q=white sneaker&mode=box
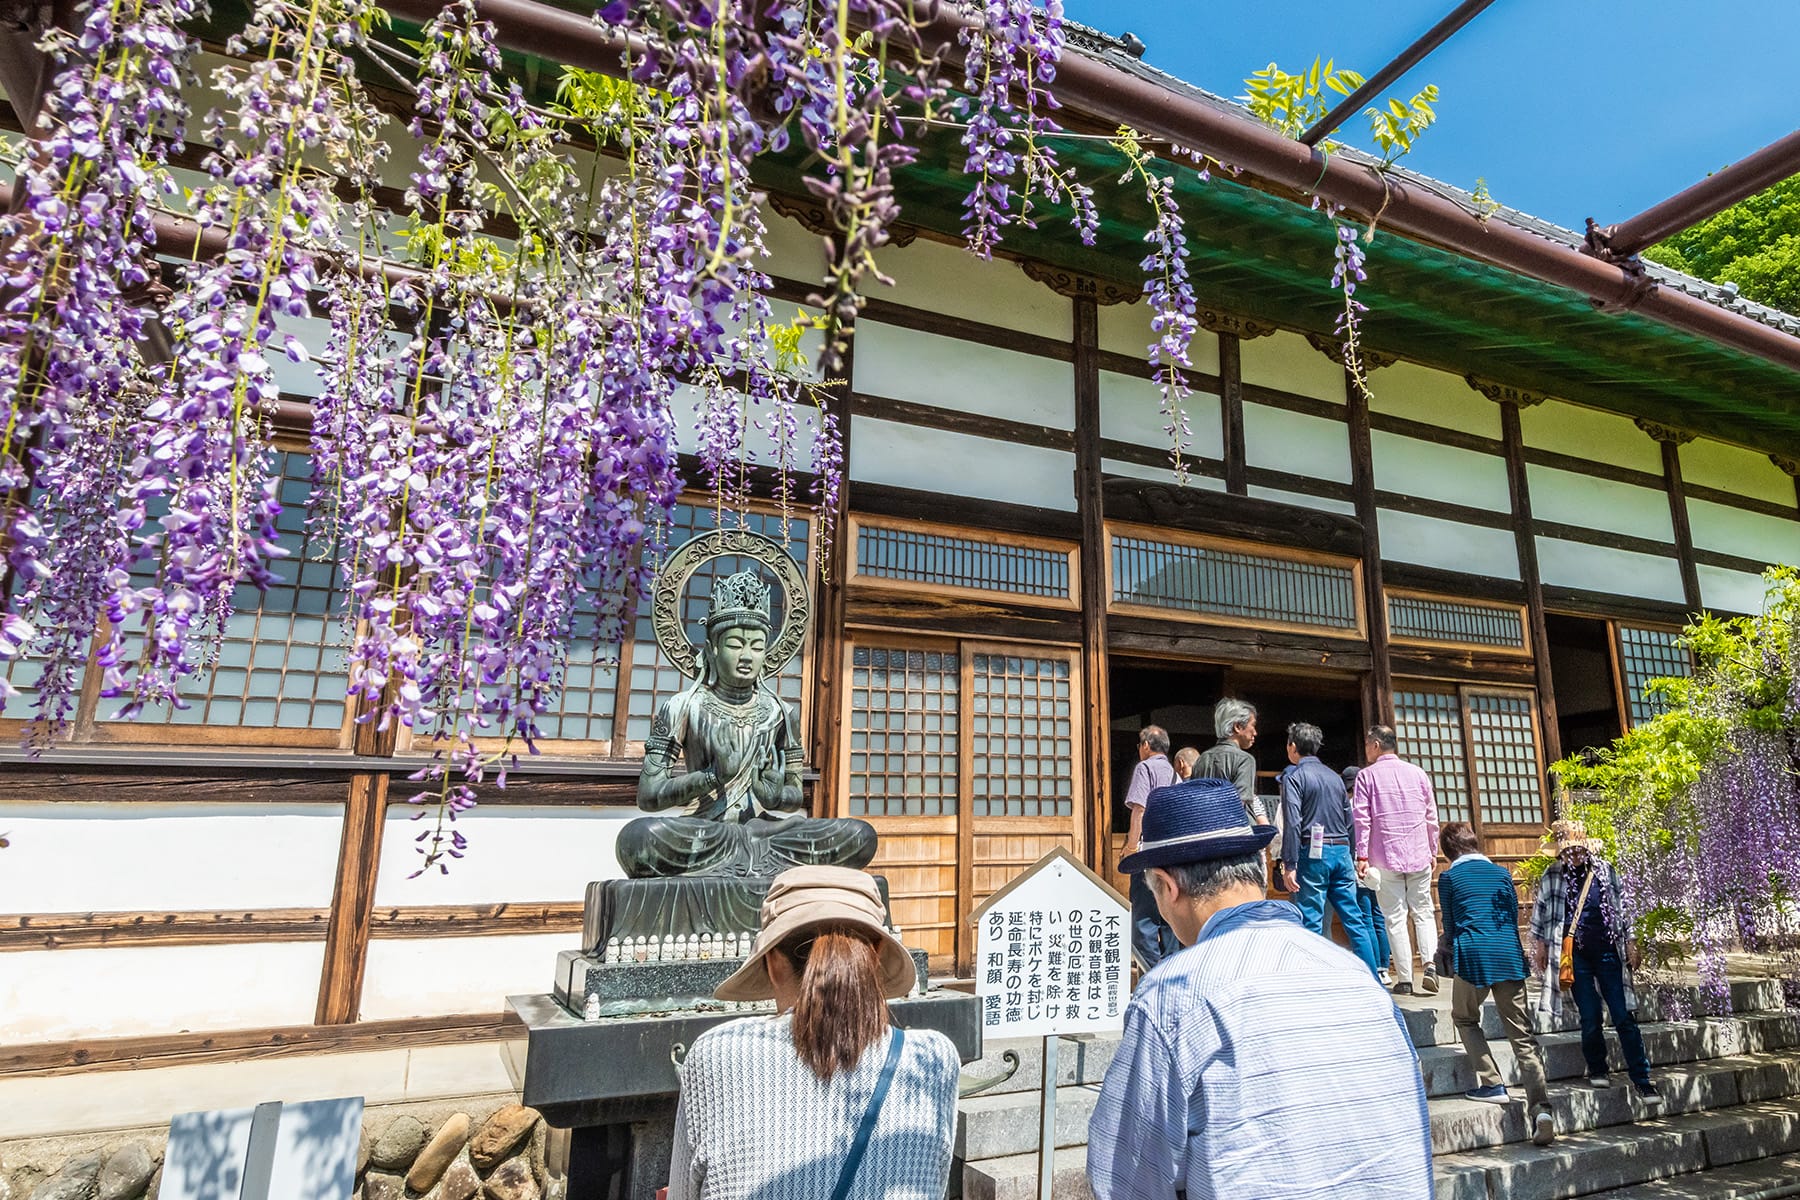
[1532,1110,1555,1146]
[1378,969,1394,988]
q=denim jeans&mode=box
[1295,844,1380,975]
[1571,942,1651,1085]
[1323,884,1391,969]
[1130,872,1178,969]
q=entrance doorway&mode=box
[1105,655,1364,879]
[1546,613,1624,758]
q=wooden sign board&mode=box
[970,847,1130,1039]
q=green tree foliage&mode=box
[1644,174,1800,317]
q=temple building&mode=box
[4,17,1799,1132]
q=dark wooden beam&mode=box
[1497,400,1563,767]
[1344,372,1394,728]
[849,481,1082,541]
[1072,296,1113,876]
[315,689,400,1026]
[1,903,585,951]
[1218,333,1248,496]
[850,391,1074,452]
[1639,422,1704,612]
[810,345,855,810]
[1108,617,1373,674]
[844,591,1082,645]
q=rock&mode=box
[468,1108,538,1173]
[362,1172,404,1200]
[369,1118,428,1173]
[436,1161,479,1200]
[480,1160,537,1200]
[98,1143,155,1200]
[29,1152,104,1200]
[406,1116,471,1193]
[357,1129,372,1179]
[142,1167,160,1200]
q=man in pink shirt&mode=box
[1352,724,1442,996]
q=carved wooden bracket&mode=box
[1464,375,1547,408]
[1195,307,1278,340]
[766,192,917,248]
[1303,332,1396,371]
[1770,454,1800,478]
[1017,260,1138,305]
[1633,418,1695,445]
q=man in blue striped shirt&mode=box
[1088,777,1433,1200]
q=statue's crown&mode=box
[707,570,772,632]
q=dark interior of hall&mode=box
[1546,612,1625,759]
[1107,657,1364,834]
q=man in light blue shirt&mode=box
[1088,777,1433,1200]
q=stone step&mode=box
[959,1034,1119,1099]
[1434,1097,1800,1200]
[954,1084,1103,1163]
[961,1146,1093,1200]
[1584,1148,1800,1197]
[1398,978,1790,1050]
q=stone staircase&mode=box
[954,978,1800,1200]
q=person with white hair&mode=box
[1191,698,1269,825]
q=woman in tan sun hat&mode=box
[665,866,960,1200]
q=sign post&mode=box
[970,848,1130,1200]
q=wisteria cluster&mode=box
[1,0,1222,871]
[1330,220,1374,400]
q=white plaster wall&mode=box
[1096,301,1222,372]
[852,321,1074,429]
[866,236,1072,340]
[1519,400,1663,475]
[1372,362,1500,438]
[1239,331,1345,404]
[372,805,640,907]
[1102,460,1227,490]
[1243,404,1352,483]
[1378,510,1519,579]
[1535,536,1686,603]
[0,803,343,913]
[1247,485,1357,517]
[1687,498,1798,566]
[1527,464,1674,543]
[1681,438,1795,508]
[1098,370,1224,459]
[1371,430,1510,512]
[0,942,326,1041]
[359,932,577,1020]
[849,418,1076,511]
[1698,565,1774,616]
[668,381,827,469]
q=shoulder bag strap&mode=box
[829,1027,906,1200]
[1570,868,1597,926]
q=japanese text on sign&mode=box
[973,849,1129,1038]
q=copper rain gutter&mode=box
[1592,127,1800,260]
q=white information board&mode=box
[972,848,1130,1039]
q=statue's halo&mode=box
[649,527,811,683]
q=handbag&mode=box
[1558,869,1597,991]
[828,1027,907,1200]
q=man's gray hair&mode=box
[1214,698,1256,740]
[1158,850,1267,900]
[1139,724,1171,755]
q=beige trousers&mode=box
[1376,866,1438,985]
[1453,976,1550,1111]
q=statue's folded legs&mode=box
[616,813,877,878]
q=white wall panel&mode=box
[853,321,1074,429]
[867,236,1072,339]
[1,942,325,1040]
[1371,431,1510,513]
[0,803,343,914]
[1527,464,1674,543]
[1101,459,1227,490]
[669,381,827,468]
[1239,331,1345,404]
[1247,485,1357,517]
[359,932,575,1020]
[1687,499,1797,566]
[1535,537,1685,603]
[1682,438,1796,509]
[1698,565,1773,616]
[373,805,640,907]
[1519,400,1662,474]
[849,418,1075,511]
[1096,301,1221,372]
[1098,370,1223,458]
[1379,510,1519,579]
[1372,362,1500,437]
[1243,403,1351,483]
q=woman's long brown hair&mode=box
[780,923,890,1080]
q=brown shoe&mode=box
[1391,981,1414,996]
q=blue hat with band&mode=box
[1117,776,1277,874]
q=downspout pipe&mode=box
[1596,126,1800,259]
[327,2,1800,376]
[1298,0,1496,147]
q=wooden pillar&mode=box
[1344,371,1394,729]
[1492,394,1563,768]
[1218,332,1248,496]
[809,344,856,812]
[316,704,399,1025]
[1639,420,1702,613]
[1072,296,1113,875]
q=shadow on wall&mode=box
[163,1097,361,1200]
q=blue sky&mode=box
[1060,0,1800,233]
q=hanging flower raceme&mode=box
[1330,220,1375,400]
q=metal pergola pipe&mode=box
[1297,0,1496,147]
[249,0,1800,378]
[1597,126,1800,259]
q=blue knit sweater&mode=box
[1438,854,1530,987]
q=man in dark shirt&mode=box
[1278,722,1380,975]
[1193,698,1269,824]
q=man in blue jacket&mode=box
[1278,722,1379,974]
[1438,821,1555,1145]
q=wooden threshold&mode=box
[2,903,585,951]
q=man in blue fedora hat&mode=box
[1087,776,1433,1199]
